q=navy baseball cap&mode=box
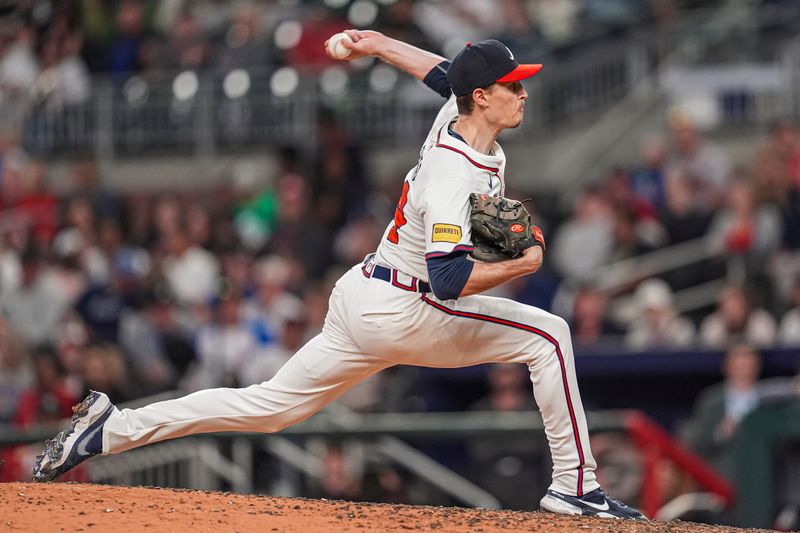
[447,39,543,97]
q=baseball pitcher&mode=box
[33,31,644,520]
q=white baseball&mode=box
[327,32,353,59]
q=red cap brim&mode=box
[496,64,543,83]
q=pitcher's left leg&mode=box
[410,293,598,497]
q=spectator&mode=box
[160,227,220,306]
[569,285,624,348]
[80,0,115,72]
[659,168,713,245]
[80,342,133,404]
[630,133,668,212]
[52,196,109,284]
[233,156,279,252]
[699,285,777,348]
[0,317,33,423]
[98,217,151,287]
[107,0,147,81]
[333,214,383,266]
[779,275,800,346]
[68,159,123,221]
[667,112,732,210]
[267,174,332,279]
[219,248,255,298]
[240,306,307,386]
[412,0,509,52]
[707,176,782,294]
[604,166,657,221]
[73,264,134,344]
[0,24,39,103]
[152,194,184,244]
[527,0,582,45]
[0,236,21,298]
[52,312,90,399]
[213,1,269,71]
[2,347,77,482]
[244,254,305,342]
[164,11,208,70]
[684,344,763,480]
[625,278,695,350]
[752,119,800,207]
[707,177,782,259]
[0,247,70,347]
[0,129,31,208]
[380,0,439,53]
[313,107,370,227]
[185,202,215,250]
[12,161,58,245]
[55,32,92,106]
[14,348,77,428]
[551,186,615,281]
[119,288,195,394]
[30,35,70,114]
[608,208,658,263]
[190,289,258,389]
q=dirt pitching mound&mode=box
[0,482,777,533]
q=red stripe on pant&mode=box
[420,294,587,496]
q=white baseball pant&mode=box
[102,263,599,496]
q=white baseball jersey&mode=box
[99,91,599,500]
[375,96,505,281]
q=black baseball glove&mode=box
[468,193,546,263]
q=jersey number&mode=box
[387,180,410,244]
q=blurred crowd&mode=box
[1,103,799,468]
[0,0,676,89]
[2,0,800,517]
[548,114,800,353]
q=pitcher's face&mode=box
[486,81,528,129]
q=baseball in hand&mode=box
[327,32,353,59]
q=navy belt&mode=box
[362,256,430,293]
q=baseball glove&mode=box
[468,193,545,263]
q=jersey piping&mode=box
[434,126,500,173]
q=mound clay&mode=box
[0,482,777,532]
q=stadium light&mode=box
[270,67,299,97]
[348,0,378,26]
[223,69,251,99]
[124,76,149,104]
[173,71,199,101]
[320,66,349,96]
[369,64,398,93]
[274,20,303,50]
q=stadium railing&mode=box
[10,39,648,160]
[1,402,739,521]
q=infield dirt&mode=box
[0,482,780,533]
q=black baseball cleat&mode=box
[32,391,114,482]
[540,487,646,519]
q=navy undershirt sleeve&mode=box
[426,250,474,300]
[422,60,452,98]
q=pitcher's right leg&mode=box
[102,332,390,454]
[33,330,389,481]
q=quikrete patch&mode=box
[432,224,462,243]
